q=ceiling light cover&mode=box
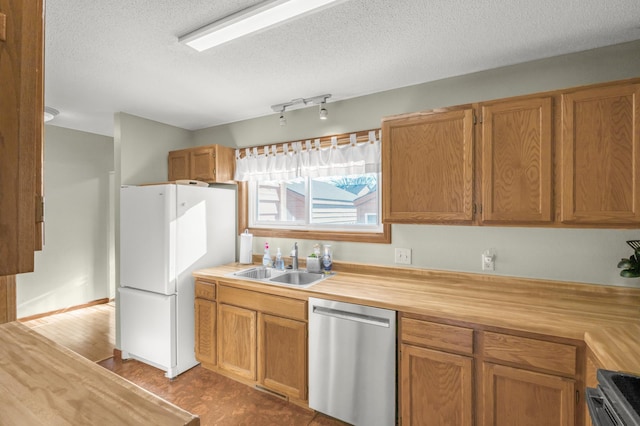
[180,0,344,51]
[44,106,59,122]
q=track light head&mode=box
[319,101,328,120]
[270,94,331,124]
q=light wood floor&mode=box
[21,302,116,362]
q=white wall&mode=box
[194,40,640,288]
[16,126,114,318]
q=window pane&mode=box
[310,174,379,226]
[256,178,306,223]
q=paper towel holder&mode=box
[239,229,253,264]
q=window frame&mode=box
[236,129,391,244]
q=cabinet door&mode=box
[481,97,553,223]
[168,150,190,181]
[190,147,216,182]
[218,303,256,380]
[258,314,307,400]
[382,108,474,223]
[213,145,236,183]
[561,83,640,224]
[0,0,44,275]
[401,344,473,426]
[194,298,216,366]
[482,363,575,426]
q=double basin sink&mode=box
[227,266,334,288]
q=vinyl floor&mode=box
[22,302,349,426]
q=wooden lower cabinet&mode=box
[401,343,473,426]
[400,314,581,426]
[194,298,216,366]
[481,363,575,426]
[259,314,307,400]
[194,279,217,366]
[218,303,257,380]
[211,284,308,402]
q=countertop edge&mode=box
[195,262,640,375]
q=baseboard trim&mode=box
[17,297,110,322]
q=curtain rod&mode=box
[235,128,381,158]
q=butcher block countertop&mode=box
[194,261,640,375]
[0,322,199,426]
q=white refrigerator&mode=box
[119,183,235,378]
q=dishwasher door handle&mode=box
[312,305,391,328]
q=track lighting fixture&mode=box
[270,94,331,124]
[319,100,328,120]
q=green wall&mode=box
[16,126,114,318]
[194,40,640,287]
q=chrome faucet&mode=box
[291,242,298,271]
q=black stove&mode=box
[587,369,640,426]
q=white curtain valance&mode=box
[234,130,381,182]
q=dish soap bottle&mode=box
[322,244,332,274]
[275,248,284,270]
[262,242,272,267]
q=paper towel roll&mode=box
[239,230,253,264]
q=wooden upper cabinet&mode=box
[168,144,235,183]
[382,108,474,223]
[167,150,190,181]
[480,97,553,224]
[560,83,640,225]
[0,0,44,275]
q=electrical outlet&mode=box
[482,249,496,271]
[395,248,412,265]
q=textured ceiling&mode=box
[44,0,640,136]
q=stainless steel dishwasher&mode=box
[308,297,396,426]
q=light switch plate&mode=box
[395,248,412,265]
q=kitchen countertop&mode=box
[0,321,199,425]
[194,261,640,375]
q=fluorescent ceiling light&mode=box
[179,0,343,52]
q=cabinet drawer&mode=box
[195,280,216,301]
[480,331,576,376]
[401,317,473,355]
[218,285,307,321]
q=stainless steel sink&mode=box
[269,271,325,286]
[232,267,279,280]
[228,267,333,288]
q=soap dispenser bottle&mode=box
[275,248,284,270]
[322,244,332,273]
[262,242,272,267]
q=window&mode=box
[250,173,381,232]
[236,131,390,243]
